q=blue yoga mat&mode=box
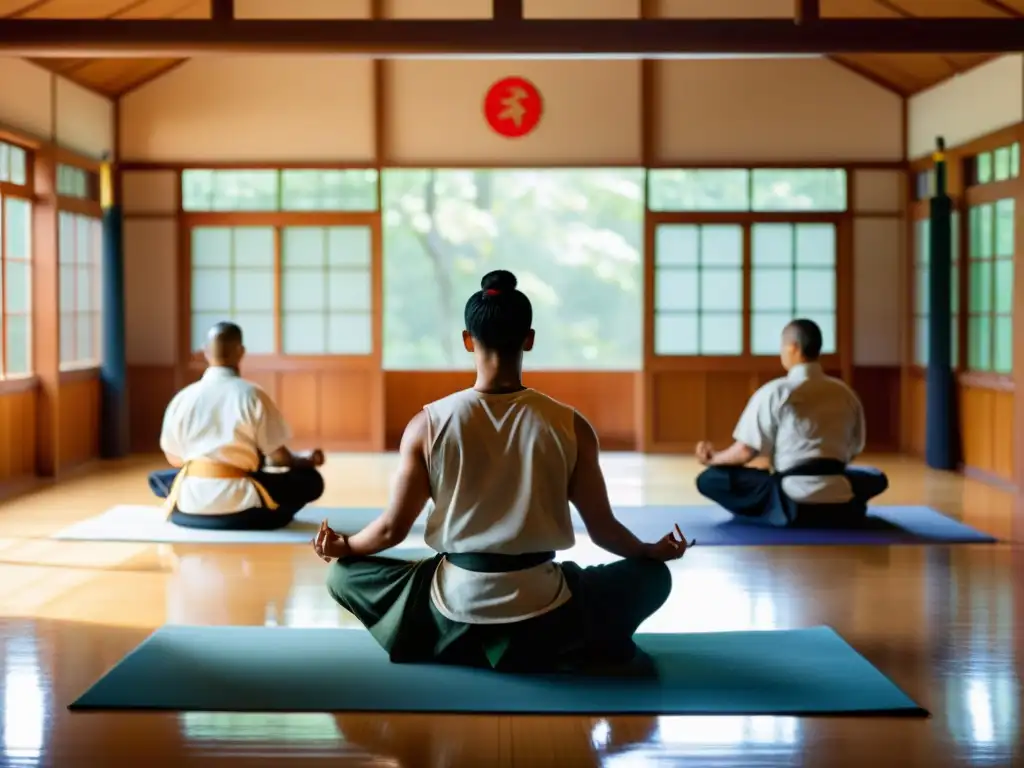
[319,505,994,547]
[69,626,926,716]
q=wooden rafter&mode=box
[3,18,1024,56]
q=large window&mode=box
[750,223,836,355]
[653,224,743,355]
[183,169,379,212]
[970,141,1020,186]
[649,168,844,358]
[381,169,644,370]
[189,225,373,356]
[967,201,1014,374]
[913,215,959,368]
[58,212,102,367]
[2,195,32,376]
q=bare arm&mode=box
[343,411,431,557]
[569,412,652,560]
[706,441,758,467]
[265,446,322,470]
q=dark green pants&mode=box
[326,554,672,672]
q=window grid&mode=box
[647,168,847,213]
[0,141,28,186]
[653,224,744,356]
[972,142,1021,186]
[182,169,380,213]
[750,223,837,356]
[190,225,374,357]
[1,194,33,377]
[966,201,1014,374]
[280,226,373,356]
[58,212,102,368]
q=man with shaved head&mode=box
[693,318,888,527]
[148,321,326,530]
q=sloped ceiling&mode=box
[3,0,1022,97]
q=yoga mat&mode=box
[54,504,996,546]
[69,625,926,716]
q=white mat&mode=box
[52,505,433,549]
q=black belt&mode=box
[777,458,847,478]
[445,551,555,573]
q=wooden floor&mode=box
[0,453,1021,767]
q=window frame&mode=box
[646,210,847,371]
[0,140,35,380]
[57,210,103,371]
[963,179,1019,383]
[181,210,381,369]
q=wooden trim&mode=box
[648,211,844,224]
[53,149,102,174]
[964,178,1023,205]
[57,197,103,217]
[58,366,100,384]
[180,211,379,227]
[647,159,907,170]
[122,160,380,172]
[0,375,37,395]
[958,370,1014,392]
[30,147,60,477]
[647,354,841,373]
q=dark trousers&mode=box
[148,467,325,531]
[326,554,672,672]
[695,465,889,528]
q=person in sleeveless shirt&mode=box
[312,270,691,672]
[694,319,889,528]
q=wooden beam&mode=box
[795,0,819,24]
[3,18,1024,56]
[211,0,234,21]
[493,0,523,21]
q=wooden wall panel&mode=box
[0,387,38,484]
[384,372,637,450]
[127,365,177,453]
[57,372,101,469]
[905,371,928,457]
[852,366,901,451]
[649,371,754,451]
[960,383,1015,483]
[903,369,1013,483]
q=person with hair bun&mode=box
[313,270,691,672]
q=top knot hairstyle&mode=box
[464,270,533,355]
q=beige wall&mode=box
[121,56,901,164]
[908,54,1024,160]
[0,57,115,159]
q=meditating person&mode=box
[694,318,888,528]
[312,270,690,672]
[149,321,326,531]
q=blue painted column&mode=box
[925,137,957,470]
[99,163,130,458]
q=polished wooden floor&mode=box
[0,453,1020,767]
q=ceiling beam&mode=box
[2,18,1024,56]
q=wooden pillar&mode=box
[31,147,60,476]
[794,0,819,24]
[211,0,234,21]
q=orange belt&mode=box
[163,459,278,514]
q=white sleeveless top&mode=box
[422,388,577,625]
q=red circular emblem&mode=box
[483,77,543,139]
